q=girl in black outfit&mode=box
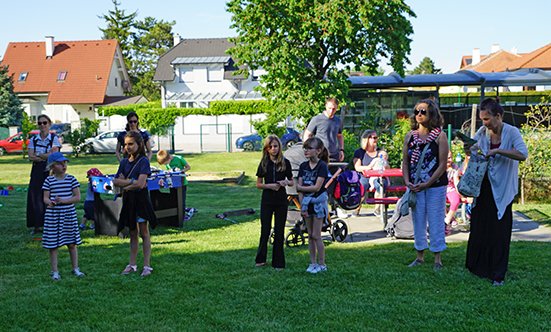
[255,135,294,270]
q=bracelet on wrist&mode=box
[130,178,134,185]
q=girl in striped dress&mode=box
[42,152,84,280]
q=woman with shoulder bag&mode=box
[464,99,527,286]
[402,99,449,270]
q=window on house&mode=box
[207,65,223,82]
[179,67,194,83]
[180,102,194,108]
[115,78,118,87]
[57,71,67,81]
[18,72,28,82]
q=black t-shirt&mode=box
[298,160,329,196]
[256,158,293,203]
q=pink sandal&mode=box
[141,266,153,276]
[121,265,138,275]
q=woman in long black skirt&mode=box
[27,115,61,235]
[464,99,527,285]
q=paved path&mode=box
[322,209,551,244]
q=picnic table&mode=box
[362,168,405,228]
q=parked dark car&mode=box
[235,127,302,151]
[50,123,71,144]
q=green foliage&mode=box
[407,57,442,75]
[520,95,551,179]
[342,129,357,166]
[66,119,103,157]
[20,113,36,157]
[379,118,410,169]
[98,1,175,100]
[98,0,137,68]
[227,0,415,130]
[0,65,24,128]
[98,100,276,135]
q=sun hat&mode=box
[87,168,103,177]
[47,152,69,167]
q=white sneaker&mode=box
[306,263,318,273]
[336,208,348,219]
[311,264,327,274]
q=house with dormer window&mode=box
[1,36,145,127]
[153,36,264,109]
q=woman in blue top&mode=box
[116,112,152,162]
[114,131,158,277]
[402,99,448,270]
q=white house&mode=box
[153,35,265,109]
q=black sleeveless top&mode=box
[407,136,448,188]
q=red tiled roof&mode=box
[1,39,120,104]
[496,43,551,71]
[461,49,522,73]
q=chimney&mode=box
[491,44,499,53]
[45,36,54,59]
[511,46,518,55]
[173,33,181,46]
[472,48,480,65]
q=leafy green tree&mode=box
[227,0,415,128]
[407,56,441,75]
[98,0,137,70]
[98,2,175,100]
[0,65,24,128]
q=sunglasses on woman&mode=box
[128,120,138,124]
[414,108,428,116]
[37,121,48,125]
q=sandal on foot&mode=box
[51,271,61,280]
[73,267,85,276]
[255,262,265,266]
[433,262,443,271]
[140,266,153,276]
[408,258,424,267]
[121,265,138,275]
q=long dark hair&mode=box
[304,137,329,164]
[125,131,146,159]
[410,99,444,131]
[125,112,139,131]
[260,135,286,173]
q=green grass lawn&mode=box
[1,152,551,331]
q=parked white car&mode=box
[81,130,155,154]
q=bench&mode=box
[363,197,401,228]
[365,185,406,193]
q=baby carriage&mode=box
[272,142,350,248]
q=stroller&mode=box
[272,142,349,248]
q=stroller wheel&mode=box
[269,229,275,245]
[331,219,349,242]
[285,230,305,248]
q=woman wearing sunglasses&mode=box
[402,99,449,270]
[116,112,153,162]
[27,114,61,235]
[352,129,389,217]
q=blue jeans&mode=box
[412,186,447,253]
[359,175,386,196]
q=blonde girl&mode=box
[255,135,294,270]
[297,137,330,274]
[42,152,84,280]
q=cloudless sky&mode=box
[1,0,550,74]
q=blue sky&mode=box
[1,0,549,74]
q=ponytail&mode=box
[319,147,330,164]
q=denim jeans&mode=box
[412,185,447,253]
